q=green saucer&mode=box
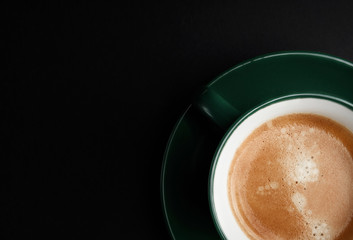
[161,52,353,240]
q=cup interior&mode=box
[209,94,353,240]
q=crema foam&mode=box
[228,114,353,240]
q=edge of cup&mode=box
[208,93,353,240]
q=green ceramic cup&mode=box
[200,92,353,239]
[193,55,353,239]
[161,51,353,240]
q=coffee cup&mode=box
[196,91,353,240]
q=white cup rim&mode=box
[208,93,353,240]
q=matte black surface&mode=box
[4,1,353,239]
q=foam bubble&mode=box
[256,181,279,196]
[291,193,333,239]
[294,158,319,183]
[269,182,279,189]
[291,192,307,213]
[279,126,322,186]
[310,220,331,240]
[287,206,294,213]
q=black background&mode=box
[4,1,353,239]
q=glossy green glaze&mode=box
[161,52,353,240]
[195,89,241,130]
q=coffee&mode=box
[228,114,353,240]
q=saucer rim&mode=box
[161,51,353,239]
